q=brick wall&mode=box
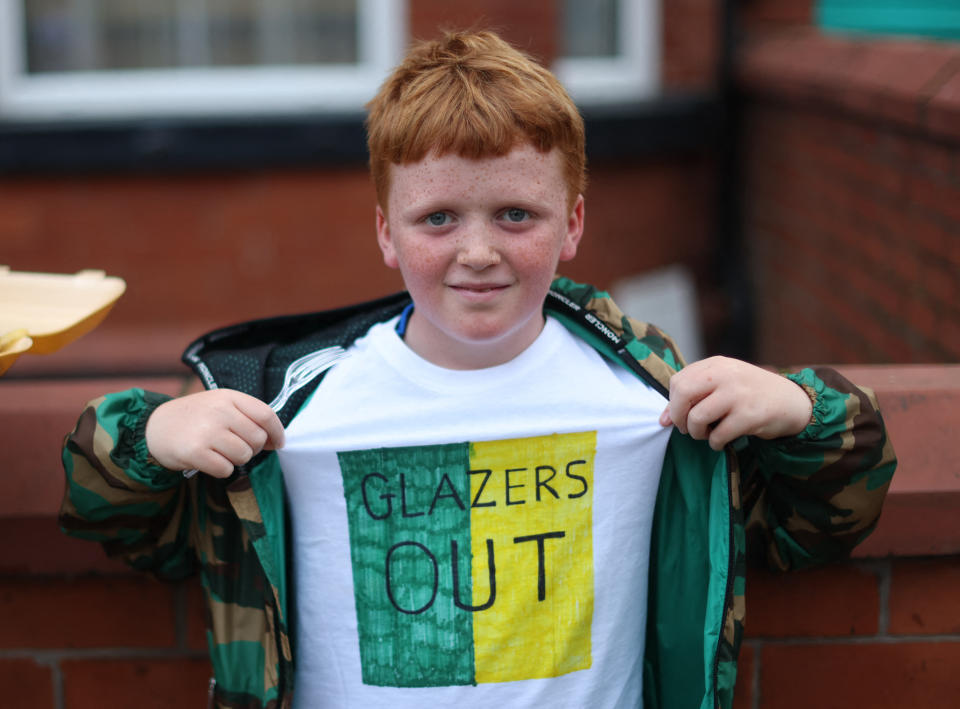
[9,558,957,709]
[1,576,210,709]
[737,14,960,365]
[736,558,960,709]
[4,365,958,709]
[729,2,960,706]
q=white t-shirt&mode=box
[277,315,671,708]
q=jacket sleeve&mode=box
[738,367,897,571]
[59,388,196,580]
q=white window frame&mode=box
[0,0,407,121]
[554,0,661,105]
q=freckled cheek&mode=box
[396,245,452,285]
[509,239,564,276]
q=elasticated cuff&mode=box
[784,368,829,442]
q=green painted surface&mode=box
[339,443,475,687]
[819,1,960,39]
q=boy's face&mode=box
[377,144,584,369]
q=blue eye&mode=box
[504,208,529,223]
[426,212,449,226]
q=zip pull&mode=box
[207,676,216,708]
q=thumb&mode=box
[659,406,673,428]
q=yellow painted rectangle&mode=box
[469,432,596,683]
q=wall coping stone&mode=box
[737,28,960,144]
[1,365,956,572]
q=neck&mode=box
[402,312,546,370]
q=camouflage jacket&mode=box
[60,277,896,709]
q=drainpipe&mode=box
[712,0,755,360]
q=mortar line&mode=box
[877,558,891,635]
[52,658,64,709]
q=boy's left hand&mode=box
[659,356,813,450]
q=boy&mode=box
[61,31,895,709]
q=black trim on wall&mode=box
[0,92,717,175]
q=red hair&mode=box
[365,30,586,209]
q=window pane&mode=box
[207,0,259,66]
[291,0,357,64]
[99,0,179,70]
[561,0,619,58]
[23,0,358,73]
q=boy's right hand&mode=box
[145,390,285,478]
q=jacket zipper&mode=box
[712,449,738,709]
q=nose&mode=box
[456,226,501,270]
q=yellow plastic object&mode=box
[0,329,33,376]
[0,267,126,373]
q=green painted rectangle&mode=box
[339,443,475,687]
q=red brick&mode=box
[889,557,960,635]
[922,261,960,307]
[858,491,960,558]
[907,214,950,260]
[0,377,188,518]
[906,172,960,225]
[756,260,866,364]
[902,138,957,179]
[185,577,210,652]
[949,230,960,268]
[62,658,211,709]
[831,41,958,127]
[941,316,960,357]
[744,564,879,638]
[663,0,720,89]
[927,67,960,141]
[839,364,960,557]
[0,658,54,709]
[767,245,910,361]
[794,129,906,197]
[843,261,905,323]
[848,365,960,492]
[9,323,194,377]
[0,577,176,648]
[732,643,755,709]
[410,0,559,63]
[740,34,865,107]
[0,517,129,575]
[740,0,813,27]
[904,298,939,345]
[761,642,960,709]
[0,169,399,343]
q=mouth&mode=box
[454,285,505,291]
[448,283,510,298]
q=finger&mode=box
[666,381,694,435]
[659,406,673,428]
[232,395,286,450]
[686,394,733,442]
[707,412,747,451]
[225,413,270,454]
[667,366,715,435]
[191,449,238,479]
[211,432,256,468]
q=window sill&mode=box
[0,92,719,175]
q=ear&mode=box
[376,205,399,269]
[558,194,584,262]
